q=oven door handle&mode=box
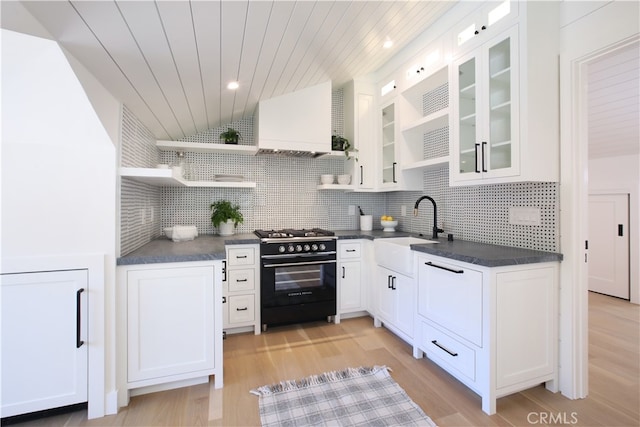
[263,260,337,268]
[262,251,336,260]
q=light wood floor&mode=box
[7,292,639,427]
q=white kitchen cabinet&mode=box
[414,253,558,415]
[399,65,450,182]
[451,26,519,183]
[374,265,414,342]
[380,100,399,189]
[1,270,88,418]
[343,80,376,191]
[452,0,519,54]
[223,245,260,334]
[450,2,559,186]
[124,262,222,391]
[336,241,366,321]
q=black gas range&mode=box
[254,228,337,331]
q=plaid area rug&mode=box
[250,365,437,426]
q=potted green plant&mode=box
[343,138,357,161]
[220,127,240,144]
[210,200,243,236]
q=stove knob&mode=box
[303,244,311,252]
[319,243,326,251]
[288,245,295,253]
[278,245,286,253]
[296,245,303,252]
[311,244,318,251]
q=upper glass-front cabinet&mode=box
[381,102,397,185]
[454,0,518,54]
[452,26,519,183]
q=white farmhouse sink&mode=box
[374,237,437,277]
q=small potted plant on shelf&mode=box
[220,127,240,144]
[331,132,357,160]
[210,200,244,236]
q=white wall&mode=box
[589,154,640,303]
[1,28,118,417]
[559,0,640,401]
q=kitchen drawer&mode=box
[227,247,255,266]
[228,295,255,324]
[339,242,361,259]
[421,321,476,382]
[418,258,483,346]
[228,269,255,292]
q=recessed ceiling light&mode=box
[383,38,393,49]
[227,81,239,90]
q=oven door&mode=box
[261,253,336,308]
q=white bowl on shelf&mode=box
[320,174,335,185]
[337,174,351,185]
[381,220,398,232]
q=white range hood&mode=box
[254,80,331,157]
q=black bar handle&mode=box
[474,143,480,173]
[222,260,227,282]
[425,261,464,274]
[76,288,85,348]
[342,266,346,279]
[432,340,458,357]
[346,249,356,252]
[236,278,248,283]
[360,166,364,185]
[618,224,624,236]
[391,276,396,290]
[387,275,392,288]
[481,141,487,172]
[222,296,227,303]
[236,307,248,311]
[392,162,397,183]
[236,255,248,259]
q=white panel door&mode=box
[127,265,215,383]
[588,194,630,299]
[1,270,88,417]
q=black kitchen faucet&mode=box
[414,195,444,239]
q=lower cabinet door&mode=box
[1,270,88,417]
[127,266,215,383]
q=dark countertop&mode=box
[117,230,562,267]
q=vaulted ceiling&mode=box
[5,1,456,141]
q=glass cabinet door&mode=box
[457,55,480,177]
[381,102,396,184]
[486,34,514,174]
[452,27,517,183]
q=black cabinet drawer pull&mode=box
[236,307,248,311]
[474,143,480,173]
[342,266,346,279]
[346,249,356,252]
[76,288,85,348]
[236,255,248,259]
[425,261,464,274]
[235,278,248,283]
[391,276,396,290]
[481,141,487,172]
[222,260,227,281]
[431,340,458,357]
[387,275,392,288]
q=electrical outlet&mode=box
[401,205,406,217]
[509,207,541,226]
[348,205,356,216]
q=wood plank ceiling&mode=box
[12,1,455,141]
[587,40,640,159]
